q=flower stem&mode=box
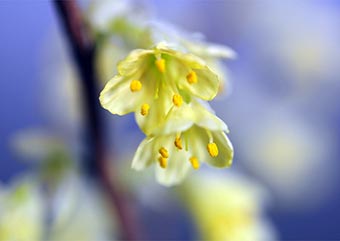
[53,1,139,239]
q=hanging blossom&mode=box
[100,42,234,185]
[132,101,233,186]
[100,42,220,132]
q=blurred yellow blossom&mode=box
[0,179,44,241]
[49,176,117,241]
[182,173,277,241]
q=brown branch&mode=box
[53,1,139,240]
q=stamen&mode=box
[159,147,169,158]
[130,80,142,92]
[155,58,165,73]
[140,104,150,116]
[158,156,167,168]
[189,156,200,169]
[172,94,183,107]
[186,71,197,84]
[174,137,183,150]
[207,142,219,157]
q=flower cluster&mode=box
[100,41,233,186]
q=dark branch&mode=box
[53,1,139,240]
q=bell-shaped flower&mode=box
[132,101,233,186]
[99,43,220,124]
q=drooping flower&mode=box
[132,101,233,186]
[99,42,221,134]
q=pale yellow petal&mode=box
[131,136,157,170]
[117,49,153,76]
[192,101,229,132]
[155,139,192,186]
[207,131,233,167]
[188,127,233,168]
[135,87,174,135]
[179,67,220,100]
[99,75,145,115]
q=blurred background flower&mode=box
[1,0,340,240]
[180,172,277,241]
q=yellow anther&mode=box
[186,71,197,84]
[159,147,169,158]
[207,142,219,157]
[189,156,200,170]
[155,58,166,73]
[130,80,142,92]
[158,156,167,168]
[140,104,150,116]
[174,137,183,150]
[172,94,183,107]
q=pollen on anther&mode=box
[189,156,200,170]
[186,71,197,84]
[155,58,165,73]
[207,142,219,157]
[172,94,183,107]
[140,104,150,116]
[159,147,169,158]
[174,137,183,150]
[158,156,167,168]
[130,80,142,92]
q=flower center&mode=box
[186,70,197,84]
[130,80,142,92]
[207,142,219,157]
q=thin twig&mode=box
[53,1,139,240]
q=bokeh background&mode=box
[1,0,340,240]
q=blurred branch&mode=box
[53,1,139,240]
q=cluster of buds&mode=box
[100,42,233,186]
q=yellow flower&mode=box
[182,173,277,241]
[132,102,233,186]
[99,43,220,125]
[0,180,44,241]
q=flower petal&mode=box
[99,75,145,115]
[192,101,229,132]
[146,103,195,135]
[135,86,174,135]
[117,49,153,76]
[145,100,228,136]
[155,139,192,186]
[156,43,220,100]
[179,66,220,100]
[187,42,237,59]
[131,136,157,170]
[188,127,233,168]
[207,131,233,167]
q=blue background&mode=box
[1,1,340,240]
